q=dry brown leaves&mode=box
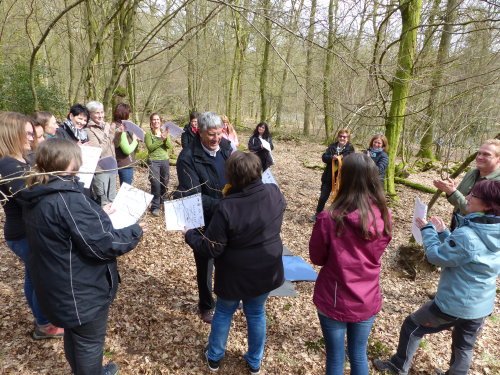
[0,134,498,374]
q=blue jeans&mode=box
[6,238,49,326]
[207,293,269,369]
[118,167,134,186]
[318,313,375,375]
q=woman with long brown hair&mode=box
[0,112,63,339]
[309,153,392,375]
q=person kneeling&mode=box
[374,180,500,375]
[21,138,144,375]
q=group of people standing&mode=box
[1,104,499,375]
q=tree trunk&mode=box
[303,0,317,136]
[323,0,336,142]
[259,0,271,122]
[418,0,458,160]
[385,0,422,197]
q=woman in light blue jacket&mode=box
[374,179,500,375]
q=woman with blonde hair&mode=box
[220,115,239,149]
[0,112,63,339]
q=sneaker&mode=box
[204,347,220,371]
[201,310,214,324]
[32,323,64,340]
[373,359,399,374]
[102,363,119,375]
[309,215,317,223]
[246,362,260,375]
[151,208,160,217]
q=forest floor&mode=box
[1,132,498,375]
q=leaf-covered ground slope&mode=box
[1,136,498,374]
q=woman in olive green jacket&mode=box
[145,113,174,216]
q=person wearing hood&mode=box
[86,101,117,206]
[181,111,200,149]
[374,179,500,375]
[56,104,90,143]
[309,153,392,375]
[21,138,144,375]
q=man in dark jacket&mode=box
[180,111,200,149]
[175,111,232,323]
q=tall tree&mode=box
[385,0,422,196]
[323,0,337,142]
[259,0,271,122]
[418,0,459,159]
[303,0,317,136]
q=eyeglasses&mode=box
[26,131,34,137]
[469,192,483,200]
[338,135,347,139]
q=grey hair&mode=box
[198,112,222,132]
[86,101,104,113]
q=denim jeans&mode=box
[64,306,109,375]
[389,301,485,375]
[148,159,169,210]
[318,313,375,375]
[207,293,269,370]
[118,167,134,186]
[6,238,49,326]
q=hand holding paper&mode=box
[412,196,428,245]
[164,193,205,231]
[109,183,153,229]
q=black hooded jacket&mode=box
[19,176,142,328]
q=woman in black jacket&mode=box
[248,122,274,171]
[56,103,90,143]
[185,151,286,374]
[21,138,144,375]
[311,129,355,222]
[365,134,389,183]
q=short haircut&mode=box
[369,134,389,152]
[482,139,500,157]
[27,138,82,187]
[337,129,350,139]
[0,111,31,158]
[68,104,90,122]
[190,111,200,121]
[470,180,500,216]
[86,101,104,113]
[198,112,222,132]
[113,103,131,122]
[225,151,262,190]
[31,111,54,129]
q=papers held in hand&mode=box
[161,122,184,138]
[412,196,428,245]
[122,120,145,141]
[164,193,205,231]
[78,145,102,188]
[109,183,153,229]
[262,168,278,186]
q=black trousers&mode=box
[64,306,109,375]
[315,182,332,215]
[194,251,214,313]
[148,159,169,210]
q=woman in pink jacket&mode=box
[309,153,392,375]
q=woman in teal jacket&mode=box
[375,179,500,375]
[145,113,173,216]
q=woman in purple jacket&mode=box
[309,153,392,375]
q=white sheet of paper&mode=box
[109,183,153,229]
[164,193,205,231]
[412,196,428,245]
[262,168,278,186]
[162,122,184,138]
[260,138,272,152]
[78,145,102,188]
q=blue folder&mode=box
[282,256,317,281]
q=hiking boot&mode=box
[373,359,399,374]
[102,363,119,375]
[204,346,220,371]
[151,208,160,217]
[32,323,64,340]
[201,310,214,324]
